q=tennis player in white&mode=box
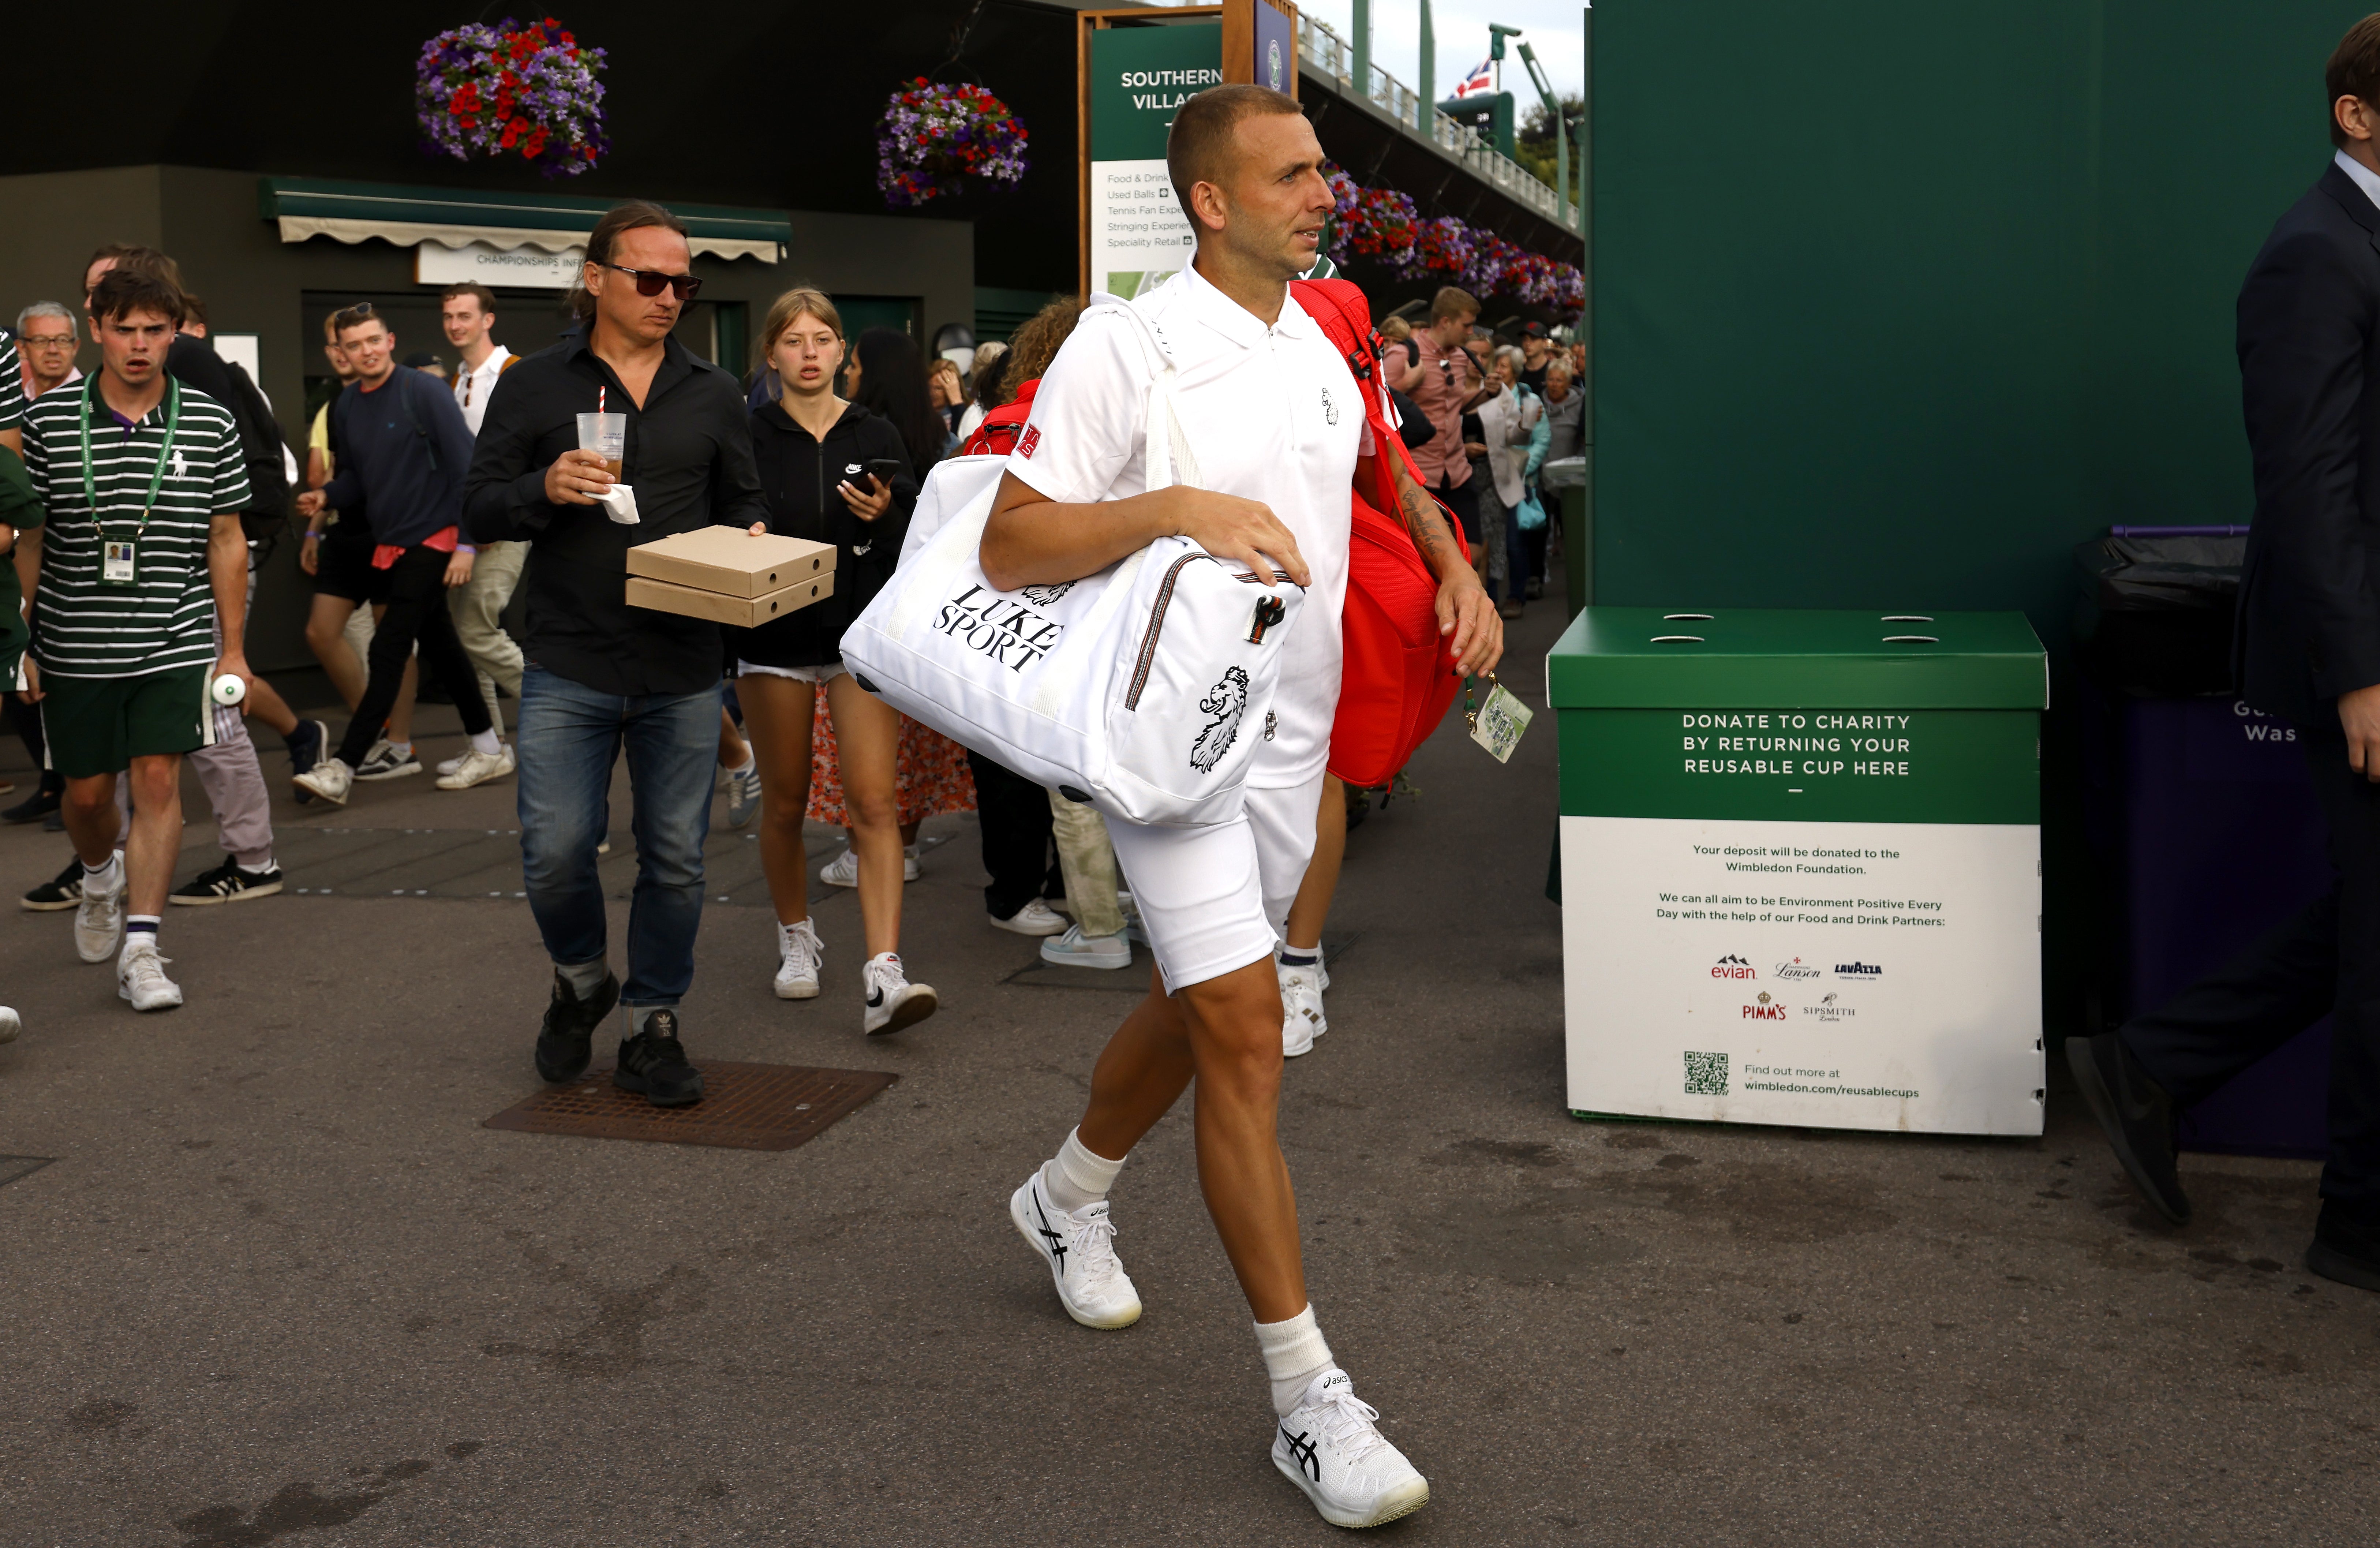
[980,84,1501,1529]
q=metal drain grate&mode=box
[483,1062,896,1151]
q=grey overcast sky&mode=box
[1308,1,1588,106]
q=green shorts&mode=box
[40,665,212,778]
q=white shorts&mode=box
[737,659,846,684]
[1105,771,1325,994]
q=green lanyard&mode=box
[77,374,180,543]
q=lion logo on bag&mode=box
[1020,582,1074,609]
[1190,667,1250,773]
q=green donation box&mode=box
[1550,607,2049,1137]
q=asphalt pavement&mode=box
[0,594,2374,1546]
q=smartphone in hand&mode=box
[864,458,902,489]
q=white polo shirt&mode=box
[452,345,514,436]
[1006,263,1369,789]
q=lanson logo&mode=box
[1744,991,1786,1021]
[1712,954,1755,980]
[1773,957,1822,981]
[1833,961,1883,979]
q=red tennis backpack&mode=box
[1291,277,1470,789]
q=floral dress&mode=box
[804,695,978,827]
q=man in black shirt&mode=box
[464,201,767,1107]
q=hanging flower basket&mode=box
[416,16,607,178]
[877,78,1029,208]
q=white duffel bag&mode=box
[841,300,1305,828]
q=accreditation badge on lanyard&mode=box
[80,375,180,587]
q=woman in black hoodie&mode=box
[734,288,936,1035]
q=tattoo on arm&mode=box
[1388,454,1459,570]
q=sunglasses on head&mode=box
[603,263,702,301]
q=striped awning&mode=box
[257,177,787,263]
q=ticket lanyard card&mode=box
[1468,681,1534,764]
[101,539,137,585]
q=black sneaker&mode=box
[2066,1031,2192,1225]
[1,786,61,826]
[170,857,286,906]
[614,1010,704,1107]
[22,855,86,912]
[287,718,328,806]
[2308,1204,2380,1294]
[535,968,619,1083]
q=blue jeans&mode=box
[516,666,722,1009]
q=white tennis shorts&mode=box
[1105,770,1325,994]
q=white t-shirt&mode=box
[1005,264,1367,789]
[452,346,514,436]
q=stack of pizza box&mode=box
[625,526,835,626]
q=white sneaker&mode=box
[74,868,124,963]
[352,741,420,781]
[435,753,464,776]
[774,917,823,1000]
[1007,1170,1143,1329]
[294,756,354,806]
[1040,923,1133,970]
[117,938,184,1012]
[435,745,516,790]
[862,952,937,1035]
[819,845,920,887]
[0,1005,19,1043]
[991,898,1069,937]
[1272,1370,1430,1529]
[1279,960,1327,1058]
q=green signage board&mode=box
[1086,24,1221,299]
[1089,25,1223,159]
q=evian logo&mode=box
[1833,961,1882,979]
[1743,991,1785,1021]
[1773,957,1822,981]
[1711,954,1755,980]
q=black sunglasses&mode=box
[602,263,701,301]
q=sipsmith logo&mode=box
[1711,954,1755,980]
[933,585,1066,673]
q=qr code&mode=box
[1684,1050,1730,1096]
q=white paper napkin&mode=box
[597,484,640,525]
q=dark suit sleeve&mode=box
[2240,225,2380,698]
[464,367,554,543]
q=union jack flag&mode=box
[1452,57,1496,98]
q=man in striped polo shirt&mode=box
[20,266,253,1011]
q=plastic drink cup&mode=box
[577,412,627,480]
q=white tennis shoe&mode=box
[1007,1170,1142,1330]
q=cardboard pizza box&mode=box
[625,571,835,628]
[626,526,835,598]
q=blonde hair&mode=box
[758,287,843,371]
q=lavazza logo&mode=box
[1833,961,1883,980]
[1711,954,1755,980]
[1743,991,1786,1021]
[933,585,1066,673]
[1773,957,1822,981]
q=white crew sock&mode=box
[1254,1304,1335,1417]
[81,853,124,897]
[388,740,413,758]
[724,751,755,776]
[555,958,609,999]
[237,855,275,876]
[1041,1126,1125,1213]
[470,728,502,756]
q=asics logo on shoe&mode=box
[1280,1425,1322,1482]
[1032,1196,1072,1270]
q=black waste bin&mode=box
[2074,526,2329,1157]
